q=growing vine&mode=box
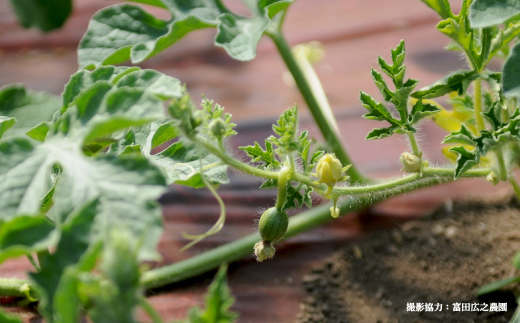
[2,0,520,322]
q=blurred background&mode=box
[0,1,512,322]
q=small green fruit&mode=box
[258,207,289,243]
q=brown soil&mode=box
[297,198,520,323]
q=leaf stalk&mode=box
[266,30,370,184]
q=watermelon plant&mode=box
[2,0,520,322]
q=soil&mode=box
[297,197,520,323]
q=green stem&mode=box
[196,135,278,180]
[474,79,486,131]
[509,176,520,200]
[26,254,40,272]
[36,249,50,265]
[333,167,491,195]
[495,148,508,182]
[140,174,446,289]
[0,278,30,297]
[0,167,493,296]
[139,297,166,323]
[275,166,290,210]
[407,133,421,156]
[266,31,369,184]
[196,133,491,197]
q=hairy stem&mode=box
[333,167,491,195]
[509,176,520,201]
[0,278,29,297]
[197,134,491,197]
[266,31,369,184]
[474,79,486,131]
[495,148,508,182]
[275,166,290,210]
[196,135,279,180]
[407,133,421,156]
[26,254,40,272]
[0,168,493,296]
[140,175,447,289]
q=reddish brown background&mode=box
[0,0,512,322]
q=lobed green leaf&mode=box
[410,100,442,124]
[240,140,281,170]
[9,0,72,32]
[181,264,238,323]
[282,184,313,211]
[78,0,293,68]
[420,0,453,19]
[469,0,520,28]
[449,145,481,179]
[0,85,60,138]
[153,138,229,188]
[0,214,58,264]
[411,70,479,99]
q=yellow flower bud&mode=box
[486,171,499,185]
[330,206,340,218]
[399,152,422,173]
[316,153,343,187]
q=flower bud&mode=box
[208,118,227,138]
[316,153,343,187]
[399,152,422,173]
[330,206,340,218]
[486,171,499,185]
[254,241,276,262]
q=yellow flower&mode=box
[317,153,343,187]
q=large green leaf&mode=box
[0,85,60,138]
[52,79,168,152]
[9,0,72,32]
[78,4,219,69]
[0,136,166,258]
[78,0,293,68]
[503,42,520,98]
[62,66,139,111]
[0,214,58,264]
[62,66,183,112]
[469,0,520,28]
